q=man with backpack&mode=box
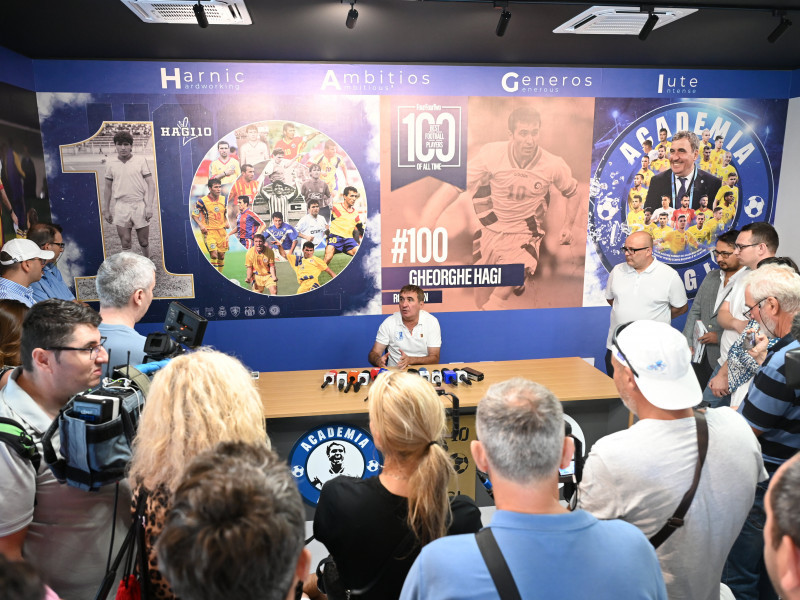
[0,299,130,599]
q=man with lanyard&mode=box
[646,130,722,213]
[368,285,441,369]
[708,223,778,406]
[681,230,743,390]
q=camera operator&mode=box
[0,299,130,599]
[96,252,156,366]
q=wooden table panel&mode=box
[257,358,618,419]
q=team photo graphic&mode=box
[584,98,787,304]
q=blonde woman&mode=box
[128,349,269,599]
[313,371,481,600]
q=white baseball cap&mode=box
[0,238,55,265]
[612,320,701,410]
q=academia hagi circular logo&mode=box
[589,101,775,294]
[289,422,382,506]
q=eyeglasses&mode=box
[735,242,760,252]
[44,337,107,360]
[712,249,734,258]
[50,242,66,249]
[621,246,649,255]
[743,299,768,320]
[611,322,639,378]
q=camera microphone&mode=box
[321,370,337,389]
[477,470,494,499]
[431,370,442,386]
[336,371,347,391]
[456,370,472,386]
[370,368,381,381]
[418,368,429,381]
[355,370,370,393]
[442,369,457,385]
[344,370,359,393]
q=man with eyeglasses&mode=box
[682,230,744,390]
[604,230,688,376]
[0,238,53,307]
[26,223,75,302]
[709,223,778,405]
[0,299,130,599]
[95,251,156,366]
[581,320,764,600]
[723,264,800,599]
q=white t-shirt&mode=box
[579,407,766,600]
[605,259,688,348]
[375,310,441,366]
[719,270,751,364]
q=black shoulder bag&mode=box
[475,528,521,600]
[649,411,709,549]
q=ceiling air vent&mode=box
[120,0,252,25]
[553,5,696,35]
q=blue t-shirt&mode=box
[99,323,147,367]
[400,509,667,600]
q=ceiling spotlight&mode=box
[346,2,358,29]
[193,0,208,28]
[768,12,791,43]
[638,8,659,41]
[495,1,511,37]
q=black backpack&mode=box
[0,416,41,472]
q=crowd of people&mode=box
[2,124,800,599]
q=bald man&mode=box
[604,230,688,376]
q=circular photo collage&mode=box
[188,120,367,295]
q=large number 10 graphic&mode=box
[60,121,193,301]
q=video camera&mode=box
[143,301,207,360]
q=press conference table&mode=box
[258,358,622,511]
[256,357,619,419]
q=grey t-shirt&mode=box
[579,407,766,600]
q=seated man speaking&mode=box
[369,285,441,369]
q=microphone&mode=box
[418,368,429,381]
[431,370,442,386]
[370,368,381,381]
[355,370,370,392]
[456,370,472,386]
[477,470,494,499]
[336,371,347,391]
[344,370,359,393]
[321,370,337,389]
[462,366,484,382]
[442,369,457,385]
[407,368,419,375]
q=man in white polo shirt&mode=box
[604,230,688,376]
[368,285,441,369]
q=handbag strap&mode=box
[649,411,709,549]
[475,528,522,600]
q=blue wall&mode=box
[137,306,615,373]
